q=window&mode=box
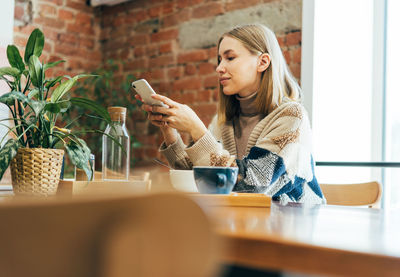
[0,0,15,145]
[302,0,400,209]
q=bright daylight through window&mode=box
[309,0,400,209]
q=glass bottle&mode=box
[102,106,130,181]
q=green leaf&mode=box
[65,138,92,181]
[0,91,29,106]
[28,88,39,99]
[43,100,70,114]
[0,67,20,78]
[45,76,64,90]
[70,97,111,123]
[43,60,65,71]
[0,139,19,180]
[29,100,46,115]
[7,45,25,72]
[24,28,45,64]
[44,102,61,114]
[28,55,43,88]
[51,74,94,103]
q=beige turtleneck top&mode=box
[233,91,264,159]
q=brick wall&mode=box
[13,0,102,77]
[13,0,302,164]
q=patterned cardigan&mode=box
[160,100,326,204]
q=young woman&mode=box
[137,24,325,204]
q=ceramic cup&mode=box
[193,166,239,194]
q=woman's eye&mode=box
[227,57,235,61]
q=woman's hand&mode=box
[135,94,178,145]
[149,94,208,142]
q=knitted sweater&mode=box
[160,100,326,204]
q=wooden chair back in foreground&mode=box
[320,181,382,208]
[0,193,219,277]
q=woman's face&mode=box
[216,36,261,97]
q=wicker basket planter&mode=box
[10,148,64,196]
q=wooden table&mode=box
[206,202,400,276]
[2,163,400,276]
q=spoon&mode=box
[153,158,172,169]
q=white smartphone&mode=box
[131,79,166,107]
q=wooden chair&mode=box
[0,193,219,277]
[320,181,382,208]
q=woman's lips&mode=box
[219,77,230,85]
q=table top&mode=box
[206,202,400,276]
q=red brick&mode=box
[39,4,57,16]
[198,63,215,75]
[13,35,26,49]
[162,2,174,14]
[151,29,178,42]
[151,69,165,80]
[80,38,95,48]
[139,72,153,82]
[34,16,65,29]
[148,5,162,18]
[124,58,148,71]
[58,33,78,45]
[286,31,301,46]
[184,64,197,75]
[112,16,125,27]
[130,34,150,46]
[193,103,217,118]
[128,10,149,24]
[134,46,146,57]
[149,55,174,67]
[14,5,24,21]
[293,47,302,63]
[168,67,181,79]
[283,50,291,64]
[225,0,260,11]
[42,0,64,5]
[203,75,218,88]
[159,42,173,54]
[277,36,284,47]
[58,9,74,20]
[42,27,59,41]
[162,9,190,27]
[178,50,208,64]
[289,63,301,80]
[15,25,36,35]
[173,78,201,91]
[67,23,94,36]
[181,92,196,103]
[146,44,159,57]
[65,0,92,12]
[177,0,203,9]
[192,3,223,19]
[76,12,92,26]
[54,45,77,56]
[207,46,218,59]
[196,90,212,102]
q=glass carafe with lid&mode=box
[102,106,130,180]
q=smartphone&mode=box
[131,79,166,107]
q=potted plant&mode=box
[0,28,111,196]
[65,60,142,170]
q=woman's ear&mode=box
[257,53,270,72]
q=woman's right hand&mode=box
[135,94,178,145]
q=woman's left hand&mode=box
[149,94,208,142]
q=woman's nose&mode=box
[216,63,225,73]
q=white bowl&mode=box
[169,169,198,193]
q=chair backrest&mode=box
[0,193,218,277]
[320,181,382,208]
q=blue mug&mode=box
[193,166,239,194]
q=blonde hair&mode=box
[217,23,302,124]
